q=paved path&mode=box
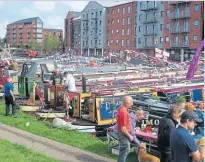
[0,123,116,162]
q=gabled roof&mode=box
[66,11,81,19]
[82,1,105,12]
[70,11,81,17]
[10,17,39,25]
[43,28,63,32]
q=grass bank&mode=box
[0,103,137,161]
[0,139,58,162]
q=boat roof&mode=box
[152,82,204,93]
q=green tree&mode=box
[44,35,61,55]
[28,40,41,51]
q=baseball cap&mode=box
[181,110,203,122]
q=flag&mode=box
[155,48,170,58]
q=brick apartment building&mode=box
[163,1,204,61]
[64,11,81,53]
[6,17,43,47]
[106,1,136,56]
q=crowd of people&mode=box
[115,95,204,162]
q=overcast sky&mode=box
[0,1,133,38]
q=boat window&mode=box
[182,91,191,102]
[157,92,167,102]
[21,64,31,76]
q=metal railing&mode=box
[144,32,157,36]
[170,11,191,19]
[140,6,158,11]
[171,26,190,34]
[143,18,158,24]
[168,1,190,5]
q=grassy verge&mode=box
[0,139,58,162]
[0,103,137,161]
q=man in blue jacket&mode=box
[4,77,17,117]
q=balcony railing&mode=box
[144,32,157,36]
[83,27,88,30]
[181,40,189,47]
[140,6,158,11]
[143,18,158,24]
[168,1,190,5]
[170,11,191,19]
[143,44,156,48]
[171,26,190,34]
[82,17,88,21]
[91,15,98,20]
[171,41,180,48]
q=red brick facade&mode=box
[163,1,203,50]
[106,1,136,55]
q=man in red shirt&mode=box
[117,96,134,162]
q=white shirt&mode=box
[64,74,76,92]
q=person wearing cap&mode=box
[170,110,202,162]
[157,105,181,162]
[50,68,63,85]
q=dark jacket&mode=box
[157,114,178,154]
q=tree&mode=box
[44,35,61,55]
[28,40,41,51]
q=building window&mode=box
[112,19,114,24]
[139,14,141,20]
[122,8,125,14]
[111,30,114,34]
[167,9,170,16]
[100,11,102,16]
[166,23,170,29]
[160,37,163,43]
[107,10,110,14]
[107,41,109,46]
[193,35,198,42]
[122,18,125,25]
[165,36,169,42]
[122,29,124,36]
[160,24,164,30]
[139,26,141,32]
[138,38,141,44]
[161,11,164,17]
[91,40,93,45]
[127,17,130,24]
[108,19,110,24]
[112,9,114,14]
[154,12,156,18]
[116,29,119,34]
[127,6,131,13]
[126,40,129,47]
[194,4,199,12]
[194,20,199,27]
[116,40,119,44]
[117,19,120,23]
[118,8,120,13]
[146,13,148,20]
[111,40,113,44]
[121,39,124,46]
[127,28,130,35]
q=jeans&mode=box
[118,132,130,162]
[5,95,16,116]
[160,152,171,162]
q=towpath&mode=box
[0,123,116,162]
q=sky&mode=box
[0,0,133,38]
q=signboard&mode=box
[99,98,122,120]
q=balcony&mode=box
[91,25,98,29]
[171,26,190,34]
[170,11,191,19]
[83,27,88,30]
[140,6,158,11]
[181,40,189,47]
[144,32,157,36]
[168,1,190,5]
[143,44,156,48]
[143,18,158,24]
[82,17,88,21]
[91,15,98,20]
[171,41,180,48]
